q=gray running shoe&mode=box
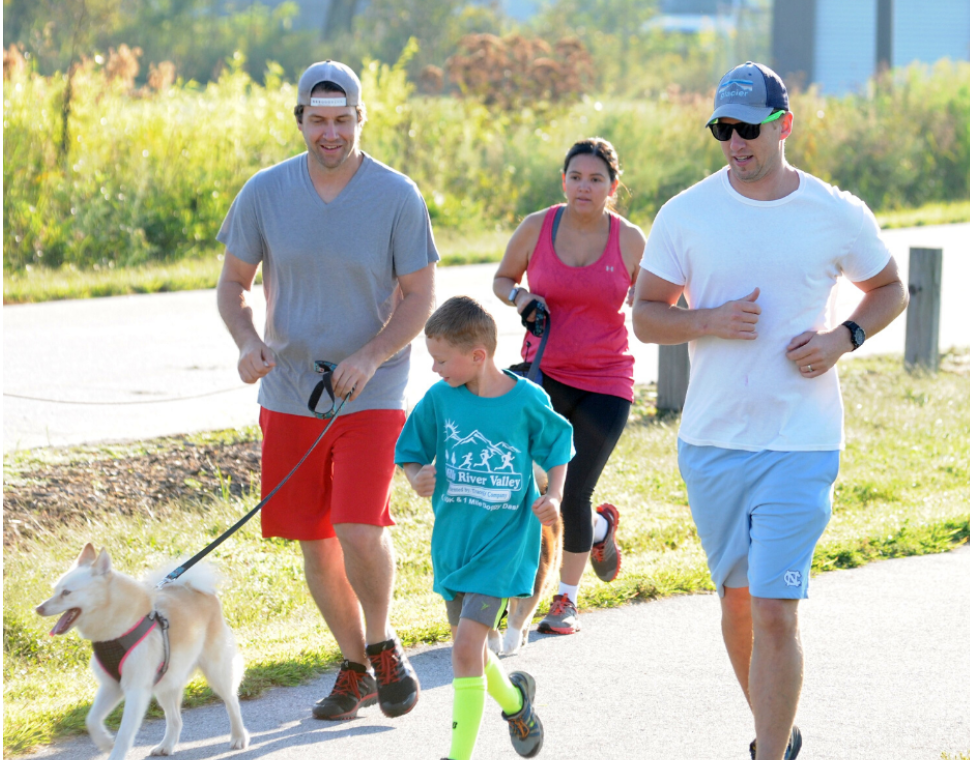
[537,594,579,635]
[501,671,544,758]
[749,725,802,760]
[590,503,622,582]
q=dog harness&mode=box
[92,611,170,685]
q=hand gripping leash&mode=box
[520,300,551,384]
[158,361,349,588]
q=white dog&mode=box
[36,544,249,760]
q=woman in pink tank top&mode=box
[493,138,646,637]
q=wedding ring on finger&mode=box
[806,364,813,372]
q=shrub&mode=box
[4,50,969,273]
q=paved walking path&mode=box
[3,224,968,452]
[33,546,970,760]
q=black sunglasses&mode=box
[708,110,785,142]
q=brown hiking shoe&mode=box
[312,660,377,720]
[366,638,421,718]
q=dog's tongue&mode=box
[50,608,81,636]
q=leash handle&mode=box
[308,360,340,419]
[159,377,349,588]
[520,301,550,384]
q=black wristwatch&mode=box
[508,285,522,305]
[842,320,865,351]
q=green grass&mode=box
[876,199,970,229]
[3,353,968,755]
[4,198,968,305]
[2,228,510,305]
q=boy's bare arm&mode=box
[401,462,436,498]
[532,464,566,526]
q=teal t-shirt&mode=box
[395,372,574,600]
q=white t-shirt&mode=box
[642,167,891,451]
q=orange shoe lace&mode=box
[371,647,403,685]
[331,667,363,698]
[508,713,533,739]
[591,541,606,563]
[548,594,573,616]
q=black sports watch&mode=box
[508,285,522,305]
[842,320,865,351]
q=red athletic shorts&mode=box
[258,407,406,541]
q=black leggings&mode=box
[542,374,631,554]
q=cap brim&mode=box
[705,104,775,127]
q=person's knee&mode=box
[451,638,484,674]
[560,498,594,553]
[751,597,798,640]
[335,523,387,560]
[300,538,341,575]
[721,586,752,619]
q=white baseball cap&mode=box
[297,60,362,108]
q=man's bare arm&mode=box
[216,251,276,383]
[332,262,436,400]
[631,271,762,345]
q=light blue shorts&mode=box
[678,440,839,599]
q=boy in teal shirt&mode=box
[396,296,573,760]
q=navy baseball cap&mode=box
[706,61,789,126]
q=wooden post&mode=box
[904,247,943,372]
[657,296,690,412]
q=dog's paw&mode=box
[149,743,175,756]
[486,633,505,655]
[229,731,250,750]
[90,731,115,752]
[502,626,527,655]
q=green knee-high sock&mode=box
[448,676,486,760]
[484,651,523,715]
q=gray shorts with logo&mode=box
[445,593,508,630]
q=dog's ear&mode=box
[74,543,98,568]
[92,548,113,576]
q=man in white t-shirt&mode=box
[632,62,908,760]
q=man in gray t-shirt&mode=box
[216,60,437,721]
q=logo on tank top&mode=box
[605,265,615,272]
[784,570,802,587]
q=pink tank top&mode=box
[521,205,635,402]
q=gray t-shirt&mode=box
[217,152,439,417]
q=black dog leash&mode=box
[158,361,349,588]
[520,300,551,384]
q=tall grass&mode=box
[4,55,970,274]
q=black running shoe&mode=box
[749,725,802,760]
[501,671,544,758]
[312,660,377,720]
[366,638,421,718]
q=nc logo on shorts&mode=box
[784,570,802,587]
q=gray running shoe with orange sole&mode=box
[590,503,622,582]
[537,593,579,635]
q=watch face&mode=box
[852,326,865,347]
